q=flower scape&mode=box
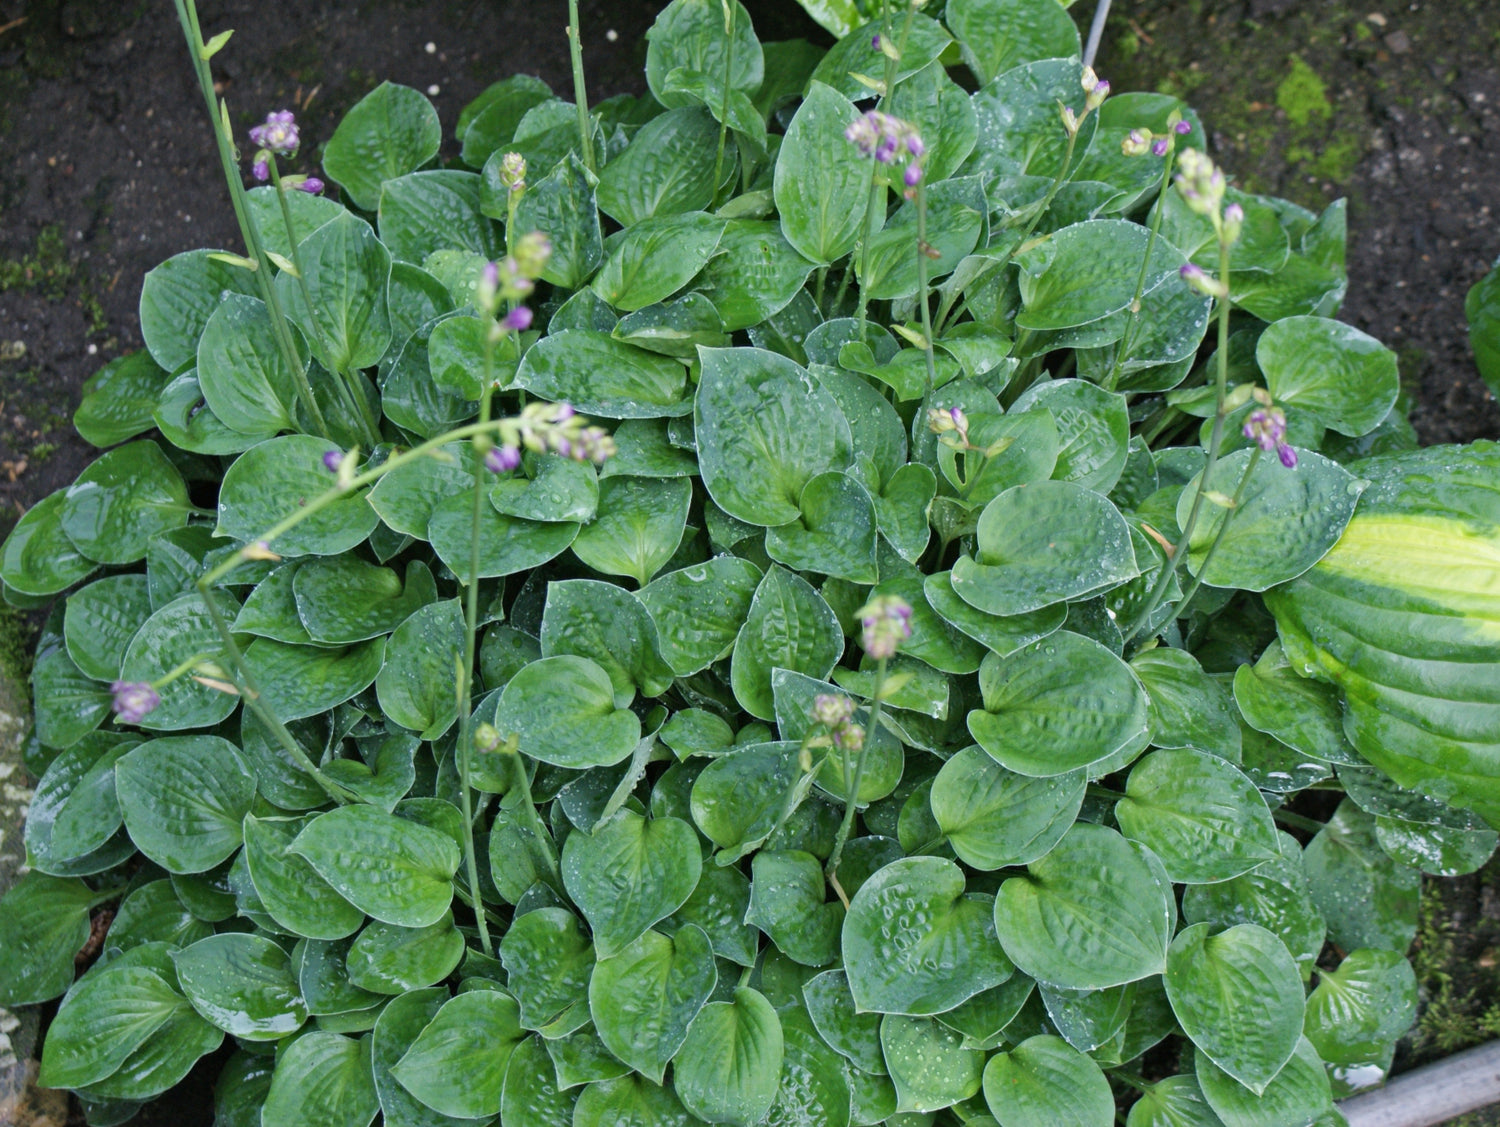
[0,0,1496,1125]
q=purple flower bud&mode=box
[858,594,913,660]
[1279,443,1298,469]
[295,176,324,194]
[872,34,881,48]
[1181,263,1206,282]
[252,158,270,182]
[832,723,865,752]
[486,445,522,473]
[812,693,855,728]
[554,403,576,422]
[1175,119,1193,134]
[1224,203,1244,224]
[904,162,922,188]
[323,448,343,472]
[249,110,300,156]
[482,261,500,290]
[502,305,533,332]
[111,680,160,725]
[906,134,926,158]
[874,137,899,164]
[1152,137,1170,157]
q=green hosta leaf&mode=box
[138,248,258,372]
[172,933,307,1041]
[666,864,757,967]
[245,184,346,258]
[59,440,190,566]
[930,747,1085,870]
[696,345,852,527]
[370,987,459,1126]
[1195,1037,1333,1127]
[561,809,701,957]
[244,815,365,941]
[771,669,900,804]
[64,574,154,682]
[1303,948,1417,1068]
[1302,799,1420,953]
[428,490,579,581]
[376,599,465,740]
[765,470,879,583]
[593,106,720,227]
[765,1012,852,1127]
[673,986,784,1127]
[923,571,1066,659]
[196,294,304,435]
[515,329,691,417]
[570,476,691,586]
[275,210,392,373]
[1233,645,1360,764]
[460,73,552,159]
[1016,218,1178,330]
[747,849,843,967]
[593,211,725,311]
[886,60,980,184]
[0,489,98,595]
[1164,923,1304,1093]
[774,82,868,264]
[982,1035,1113,1127]
[118,592,240,730]
[154,371,274,456]
[346,914,463,996]
[1115,748,1280,884]
[951,481,1137,615]
[936,410,1059,510]
[640,556,762,677]
[809,14,950,100]
[730,566,844,720]
[1178,448,1364,591]
[803,969,885,1074]
[501,1033,579,1125]
[541,578,675,703]
[75,987,223,1103]
[968,632,1149,777]
[1125,1075,1223,1127]
[1375,812,1498,876]
[589,924,717,1082]
[843,856,1013,1015]
[290,805,460,928]
[490,454,599,523]
[947,0,1081,85]
[38,964,186,1089]
[1010,379,1132,493]
[1265,443,1500,824]
[645,0,763,109]
[115,736,254,873]
[880,1015,984,1114]
[514,151,602,288]
[690,741,812,863]
[1182,831,1328,976]
[261,1031,380,1127]
[496,654,642,768]
[243,636,386,721]
[996,823,1175,990]
[499,907,595,1037]
[1133,648,1243,756]
[861,177,986,302]
[378,170,499,264]
[545,1024,633,1090]
[692,220,815,333]
[295,556,437,644]
[218,435,379,556]
[1038,983,1135,1056]
[615,294,729,358]
[391,993,526,1119]
[323,81,442,211]
[24,733,134,872]
[29,646,109,750]
[1468,259,1500,396]
[573,1073,696,1126]
[0,874,97,1005]
[1257,316,1399,437]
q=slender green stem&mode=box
[451,332,499,956]
[826,656,889,884]
[566,0,596,173]
[194,579,354,804]
[711,0,736,201]
[854,0,913,327]
[267,160,382,447]
[1121,235,1234,646]
[1170,447,1262,624]
[1104,150,1177,391]
[172,0,332,441]
[737,963,755,989]
[1087,784,1129,802]
[1010,128,1079,252]
[511,752,562,887]
[915,179,937,394]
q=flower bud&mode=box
[812,694,856,728]
[1179,262,1228,298]
[499,151,527,193]
[474,722,504,754]
[486,445,522,473]
[832,723,865,752]
[1059,104,1081,136]
[858,595,913,660]
[502,305,533,333]
[1121,129,1152,157]
[111,680,160,725]
[1222,202,1245,245]
[249,110,300,157]
[512,232,553,281]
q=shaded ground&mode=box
[0,0,1497,1123]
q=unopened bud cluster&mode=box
[1244,390,1298,468]
[858,595,913,661]
[487,400,616,472]
[1059,66,1112,139]
[810,694,864,754]
[248,110,323,193]
[845,110,927,194]
[1121,114,1192,158]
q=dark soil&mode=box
[1,0,1497,1123]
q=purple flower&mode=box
[322,448,343,472]
[1279,444,1299,468]
[295,176,324,195]
[1179,262,1228,298]
[1244,405,1297,468]
[576,426,616,464]
[1152,137,1170,157]
[831,723,865,752]
[486,445,523,473]
[252,157,270,182]
[553,403,576,422]
[249,109,300,156]
[871,34,881,49]
[845,110,925,171]
[1174,119,1193,135]
[1121,129,1151,157]
[858,594,913,660]
[1224,203,1244,224]
[903,162,922,188]
[111,681,160,725]
[812,694,855,728]
[502,305,533,332]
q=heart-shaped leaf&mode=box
[562,810,701,957]
[588,924,717,1082]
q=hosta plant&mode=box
[2,0,1497,1125]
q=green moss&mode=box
[0,604,36,686]
[27,442,57,463]
[1407,864,1500,1063]
[1276,56,1331,128]
[0,226,73,299]
[1285,134,1365,183]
